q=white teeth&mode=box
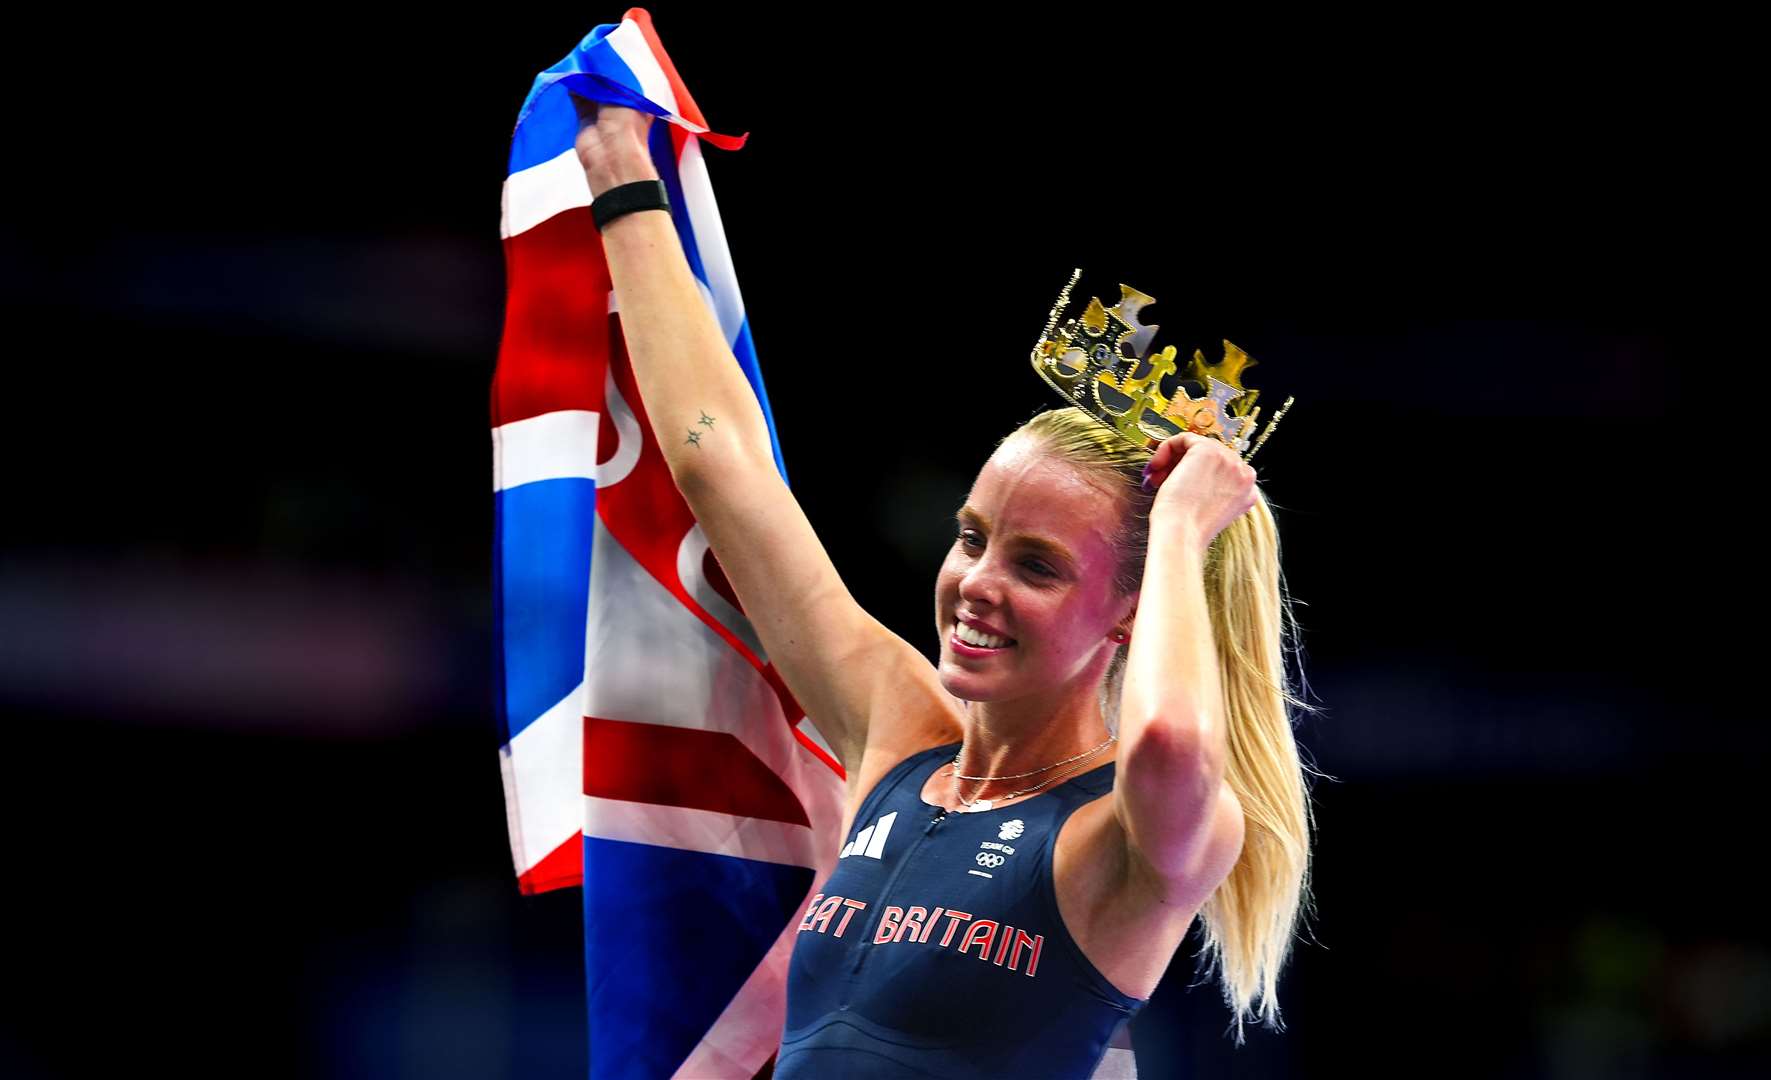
[955,621,1013,649]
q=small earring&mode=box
[1112,630,1128,643]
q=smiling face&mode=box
[933,436,1137,708]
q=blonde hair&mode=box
[1007,405,1324,1046]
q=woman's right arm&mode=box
[578,104,775,483]
[575,102,950,774]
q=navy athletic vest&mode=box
[776,740,1149,1078]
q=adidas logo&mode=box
[840,811,898,860]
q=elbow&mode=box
[1122,715,1227,790]
[669,454,715,499]
[672,441,773,502]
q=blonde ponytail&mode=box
[1011,406,1326,1044]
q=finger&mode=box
[1148,432,1190,479]
[1162,430,1197,462]
[1175,431,1209,456]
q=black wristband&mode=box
[593,178,670,232]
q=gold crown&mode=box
[1030,268,1294,462]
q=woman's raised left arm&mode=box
[1112,432,1255,886]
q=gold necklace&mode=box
[950,732,1118,782]
[950,735,1116,813]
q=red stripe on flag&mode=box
[594,320,822,750]
[492,207,610,427]
[791,723,844,779]
[584,716,812,827]
[515,834,584,896]
[619,7,749,152]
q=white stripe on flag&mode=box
[674,521,767,661]
[605,21,682,121]
[492,410,601,491]
[583,796,815,868]
[500,148,591,240]
[595,365,645,488]
[582,513,846,866]
[501,678,586,880]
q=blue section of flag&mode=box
[509,22,655,175]
[495,477,597,740]
[496,12,832,1073]
[651,119,703,273]
[729,316,790,487]
[584,837,815,1078]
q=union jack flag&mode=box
[490,9,847,1075]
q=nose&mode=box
[957,549,1007,608]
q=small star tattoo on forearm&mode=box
[685,429,703,447]
[697,410,716,429]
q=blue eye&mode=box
[958,530,1054,578]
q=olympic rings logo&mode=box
[975,853,1006,869]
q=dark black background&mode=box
[0,5,1754,1078]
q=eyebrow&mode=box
[955,506,1077,567]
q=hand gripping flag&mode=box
[491,9,848,1076]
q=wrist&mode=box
[1149,501,1212,560]
[588,155,661,199]
[592,177,670,235]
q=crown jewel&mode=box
[1029,268,1294,461]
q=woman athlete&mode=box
[577,100,1317,1078]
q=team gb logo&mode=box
[999,819,1025,841]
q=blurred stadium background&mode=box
[0,7,1751,1078]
